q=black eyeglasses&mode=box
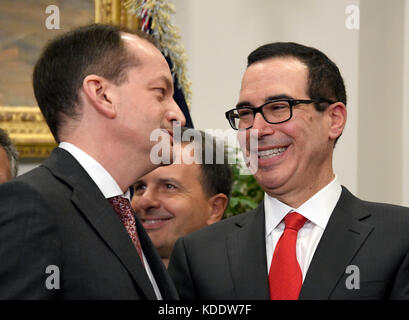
[225,98,335,130]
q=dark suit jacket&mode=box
[168,187,409,299]
[0,148,178,299]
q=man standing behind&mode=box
[132,129,232,267]
[0,128,18,183]
[0,24,185,299]
[168,42,409,300]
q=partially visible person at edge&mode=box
[0,128,18,184]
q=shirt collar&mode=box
[59,142,130,200]
[265,176,342,236]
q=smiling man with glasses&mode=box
[168,42,409,300]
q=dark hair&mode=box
[247,42,347,107]
[0,128,18,177]
[33,24,157,142]
[179,127,232,202]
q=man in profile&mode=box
[0,24,185,299]
[169,42,409,300]
[0,128,18,183]
[132,128,232,267]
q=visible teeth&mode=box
[144,220,163,224]
[257,147,287,159]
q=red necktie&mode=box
[269,212,307,300]
[108,196,144,265]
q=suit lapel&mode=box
[226,203,270,300]
[43,148,157,299]
[299,187,374,300]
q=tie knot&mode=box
[108,196,134,219]
[108,195,131,209]
[284,212,307,232]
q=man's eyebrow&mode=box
[134,179,145,185]
[235,101,253,108]
[158,177,180,185]
[158,177,188,191]
[265,94,294,101]
[156,75,173,91]
[235,94,294,108]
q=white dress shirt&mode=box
[59,142,163,299]
[265,176,342,282]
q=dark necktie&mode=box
[108,196,144,265]
[269,211,307,300]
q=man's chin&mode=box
[255,172,286,192]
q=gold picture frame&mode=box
[0,106,56,158]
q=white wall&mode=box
[357,0,407,204]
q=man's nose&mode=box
[251,112,275,137]
[132,191,161,213]
[167,99,186,127]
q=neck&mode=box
[64,136,156,193]
[59,109,159,192]
[271,170,335,208]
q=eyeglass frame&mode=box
[225,98,336,130]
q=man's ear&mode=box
[206,193,229,225]
[82,75,117,119]
[327,102,347,141]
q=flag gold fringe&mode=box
[123,0,192,107]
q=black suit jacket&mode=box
[168,187,409,299]
[0,148,178,299]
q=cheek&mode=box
[131,196,142,210]
[167,198,191,221]
[282,117,312,145]
[176,199,207,229]
[287,122,330,167]
[168,207,195,236]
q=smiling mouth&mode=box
[141,217,173,230]
[143,218,172,224]
[257,147,288,159]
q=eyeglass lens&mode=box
[230,100,291,129]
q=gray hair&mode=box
[0,128,19,177]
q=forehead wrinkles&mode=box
[240,57,309,99]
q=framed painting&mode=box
[0,0,94,158]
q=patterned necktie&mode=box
[269,211,307,300]
[108,196,144,265]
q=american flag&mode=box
[137,0,194,128]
